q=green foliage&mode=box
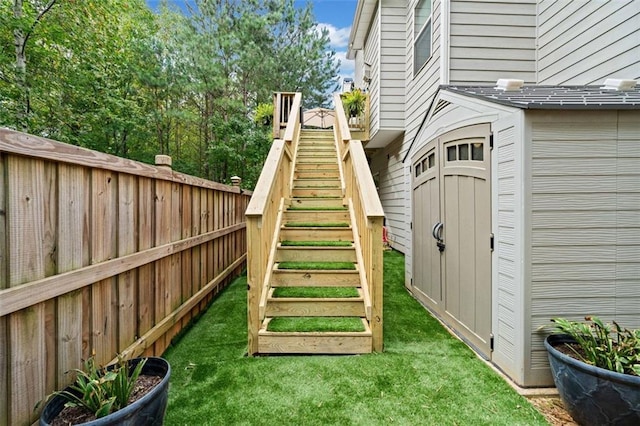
[53,356,147,418]
[551,316,640,376]
[341,89,367,118]
[254,102,274,126]
[0,0,339,190]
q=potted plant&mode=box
[39,355,170,426]
[545,316,640,426]
[341,89,366,126]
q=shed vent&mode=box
[602,79,637,91]
[495,79,524,91]
[433,100,451,116]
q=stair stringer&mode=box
[258,197,286,320]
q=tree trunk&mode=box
[14,0,28,131]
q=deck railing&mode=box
[273,92,298,138]
[0,129,251,425]
[247,92,301,355]
[333,93,384,351]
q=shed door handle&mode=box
[431,222,443,240]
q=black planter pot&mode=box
[545,334,640,426]
[40,357,170,426]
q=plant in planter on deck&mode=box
[341,89,366,125]
[39,355,170,426]
[545,316,640,426]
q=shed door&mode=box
[412,124,492,358]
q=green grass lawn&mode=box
[162,250,547,425]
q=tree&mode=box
[0,0,57,130]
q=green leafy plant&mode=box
[53,356,147,418]
[550,316,640,376]
[254,102,274,126]
[341,89,366,118]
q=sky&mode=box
[145,0,357,83]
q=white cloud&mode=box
[318,23,351,49]
[334,50,355,81]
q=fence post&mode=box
[155,155,172,170]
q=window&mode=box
[413,0,432,75]
[446,142,484,163]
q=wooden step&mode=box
[271,268,360,287]
[297,145,335,150]
[296,157,337,164]
[295,163,338,171]
[280,227,353,242]
[295,170,340,179]
[283,210,349,223]
[275,245,356,263]
[292,187,343,198]
[293,178,341,187]
[258,318,372,354]
[265,288,365,317]
[289,197,344,208]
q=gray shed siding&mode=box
[491,114,523,383]
[537,0,640,84]
[379,0,407,128]
[449,0,537,84]
[526,110,640,386]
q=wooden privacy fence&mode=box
[0,129,251,426]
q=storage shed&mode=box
[407,81,640,387]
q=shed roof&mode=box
[443,85,640,110]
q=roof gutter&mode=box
[347,0,376,59]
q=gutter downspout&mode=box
[439,0,450,85]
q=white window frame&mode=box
[413,0,433,76]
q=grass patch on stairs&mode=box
[272,287,359,298]
[280,240,352,247]
[286,206,348,211]
[267,317,365,333]
[284,222,349,228]
[163,250,547,425]
[278,261,356,270]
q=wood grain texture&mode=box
[117,174,137,352]
[91,169,117,365]
[8,156,46,426]
[0,222,246,316]
[0,153,6,426]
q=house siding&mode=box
[537,0,640,84]
[526,110,640,386]
[379,0,406,129]
[365,6,381,138]
[370,135,408,255]
[449,0,537,84]
[400,0,443,281]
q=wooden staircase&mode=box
[257,130,373,354]
[247,92,383,357]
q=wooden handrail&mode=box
[332,92,384,351]
[247,92,301,355]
